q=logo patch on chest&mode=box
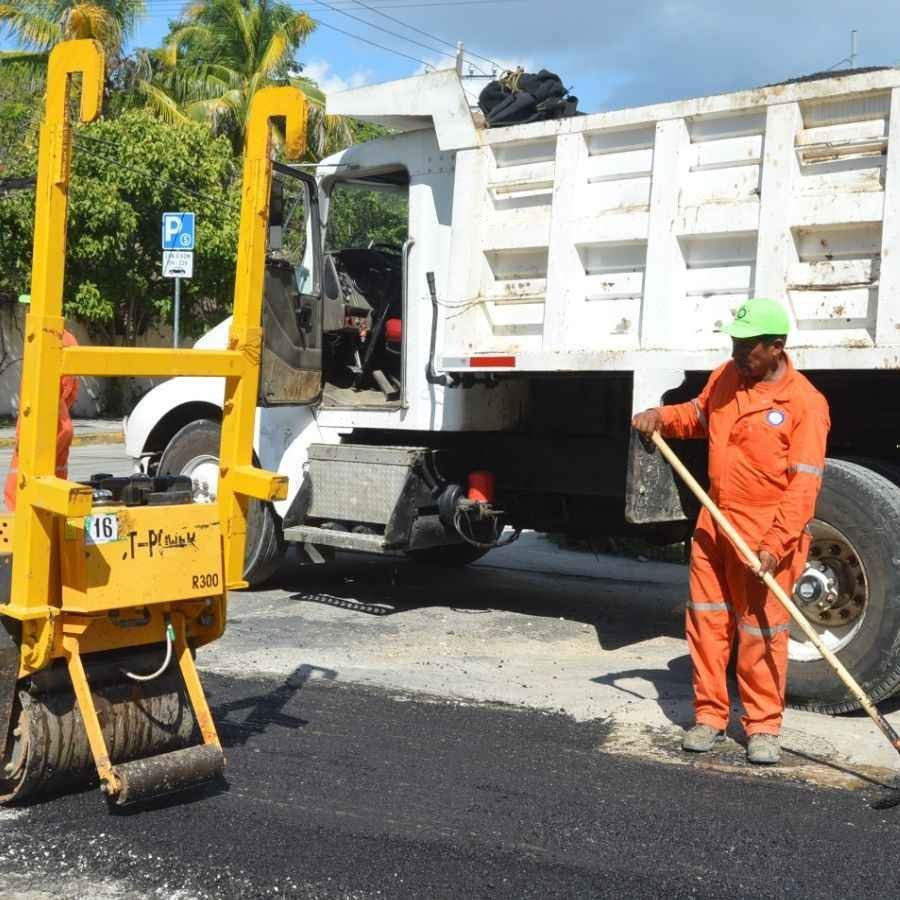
[766,409,786,427]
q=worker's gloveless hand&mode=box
[632,408,662,438]
[756,550,778,580]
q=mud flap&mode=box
[624,430,689,524]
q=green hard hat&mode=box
[722,297,790,339]
[17,293,29,304]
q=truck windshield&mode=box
[325,178,408,253]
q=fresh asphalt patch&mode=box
[0,673,898,900]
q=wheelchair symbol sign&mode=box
[162,212,195,250]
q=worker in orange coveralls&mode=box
[4,297,79,511]
[632,298,830,764]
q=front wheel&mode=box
[787,459,900,713]
[157,419,285,587]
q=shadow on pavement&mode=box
[268,553,686,651]
[211,663,337,748]
[590,655,694,728]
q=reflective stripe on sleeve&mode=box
[738,622,789,637]
[788,463,823,477]
[692,398,708,433]
[687,600,732,613]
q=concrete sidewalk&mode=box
[0,418,124,448]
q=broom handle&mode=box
[651,430,900,753]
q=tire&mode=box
[840,455,900,488]
[407,543,491,567]
[787,458,900,713]
[157,419,285,587]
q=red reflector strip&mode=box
[469,355,516,368]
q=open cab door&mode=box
[260,163,323,405]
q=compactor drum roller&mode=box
[0,40,301,806]
[1,650,196,803]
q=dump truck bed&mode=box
[430,68,900,372]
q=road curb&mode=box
[0,432,124,449]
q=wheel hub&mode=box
[793,560,851,625]
[180,454,219,504]
[800,536,866,627]
[789,519,869,662]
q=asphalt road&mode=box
[1,673,898,900]
[2,443,900,898]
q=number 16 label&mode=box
[85,513,119,545]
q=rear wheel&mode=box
[158,419,285,587]
[787,459,900,713]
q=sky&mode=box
[3,1,899,113]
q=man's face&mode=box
[731,337,782,379]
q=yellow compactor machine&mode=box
[0,40,305,805]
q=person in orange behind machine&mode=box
[4,295,80,511]
[632,298,830,765]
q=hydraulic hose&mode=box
[452,508,521,549]
[122,618,175,682]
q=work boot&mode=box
[681,724,725,753]
[747,733,781,765]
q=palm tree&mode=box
[287,72,355,160]
[0,0,144,70]
[148,0,352,156]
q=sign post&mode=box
[174,275,181,349]
[161,212,195,347]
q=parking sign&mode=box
[162,212,195,250]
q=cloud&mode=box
[302,60,373,95]
[364,0,900,113]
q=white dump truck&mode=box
[126,66,900,713]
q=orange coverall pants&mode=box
[659,355,830,735]
[4,330,80,512]
[688,506,809,735]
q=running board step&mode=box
[283,525,403,555]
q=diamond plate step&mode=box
[282,525,402,555]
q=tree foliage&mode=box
[0,0,145,73]
[0,3,385,347]
[0,63,41,175]
[144,0,352,156]
[0,109,241,342]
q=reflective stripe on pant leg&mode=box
[687,524,735,730]
[687,600,732,613]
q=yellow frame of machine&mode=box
[6,38,305,678]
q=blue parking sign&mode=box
[162,212,195,250]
